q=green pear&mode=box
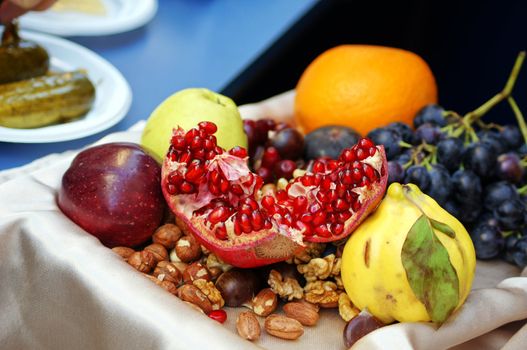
[141,88,248,162]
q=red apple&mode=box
[57,142,166,248]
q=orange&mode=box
[294,45,438,136]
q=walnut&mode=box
[334,276,345,290]
[297,254,341,282]
[193,278,225,310]
[304,281,339,308]
[206,253,232,273]
[268,269,303,301]
[288,242,326,264]
[338,293,359,322]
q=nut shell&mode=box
[236,311,261,341]
[264,314,304,340]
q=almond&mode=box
[264,314,304,340]
[251,288,277,317]
[283,302,319,326]
[236,311,261,341]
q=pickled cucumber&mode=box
[0,22,50,84]
[0,70,96,129]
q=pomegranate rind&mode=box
[304,146,388,243]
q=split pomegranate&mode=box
[161,122,388,268]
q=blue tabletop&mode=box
[0,0,315,171]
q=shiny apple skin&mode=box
[57,142,166,248]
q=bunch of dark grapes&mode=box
[368,52,527,268]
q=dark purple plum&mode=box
[304,125,361,160]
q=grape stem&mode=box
[507,96,527,144]
[464,51,525,124]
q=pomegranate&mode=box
[161,122,387,268]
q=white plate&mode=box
[0,31,132,143]
[19,0,157,36]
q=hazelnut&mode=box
[175,235,201,263]
[145,243,169,262]
[152,224,182,249]
[177,284,213,313]
[154,261,182,285]
[111,246,135,260]
[128,251,156,273]
[160,280,178,295]
[183,262,211,284]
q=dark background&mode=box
[222,0,527,126]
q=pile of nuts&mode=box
[112,219,361,342]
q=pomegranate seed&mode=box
[334,198,349,212]
[251,211,263,230]
[316,191,328,203]
[206,151,216,160]
[336,183,347,197]
[352,161,361,169]
[220,179,229,193]
[234,219,242,235]
[210,170,221,185]
[239,204,253,215]
[313,160,326,173]
[229,146,248,158]
[321,177,332,192]
[261,195,275,209]
[360,176,370,187]
[208,309,227,323]
[198,121,218,135]
[262,147,281,169]
[169,150,177,161]
[208,206,231,224]
[168,172,182,184]
[185,160,204,182]
[314,224,332,237]
[190,136,203,150]
[239,213,252,233]
[359,138,374,149]
[339,211,352,222]
[293,196,308,213]
[301,175,315,187]
[166,183,177,195]
[171,136,186,150]
[179,150,192,164]
[300,213,313,223]
[363,164,376,181]
[194,149,206,160]
[180,181,194,193]
[214,146,223,154]
[214,223,228,240]
[203,139,215,151]
[185,128,200,144]
[352,200,361,212]
[208,183,220,196]
[328,190,337,202]
[276,190,288,202]
[341,170,353,185]
[264,220,272,229]
[244,197,259,210]
[230,184,244,195]
[312,211,327,226]
[331,223,345,235]
[327,160,339,171]
[356,148,368,160]
[368,147,377,156]
[352,168,362,181]
[340,149,355,162]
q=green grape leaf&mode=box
[430,218,456,238]
[401,215,459,324]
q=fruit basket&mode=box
[1,89,526,349]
